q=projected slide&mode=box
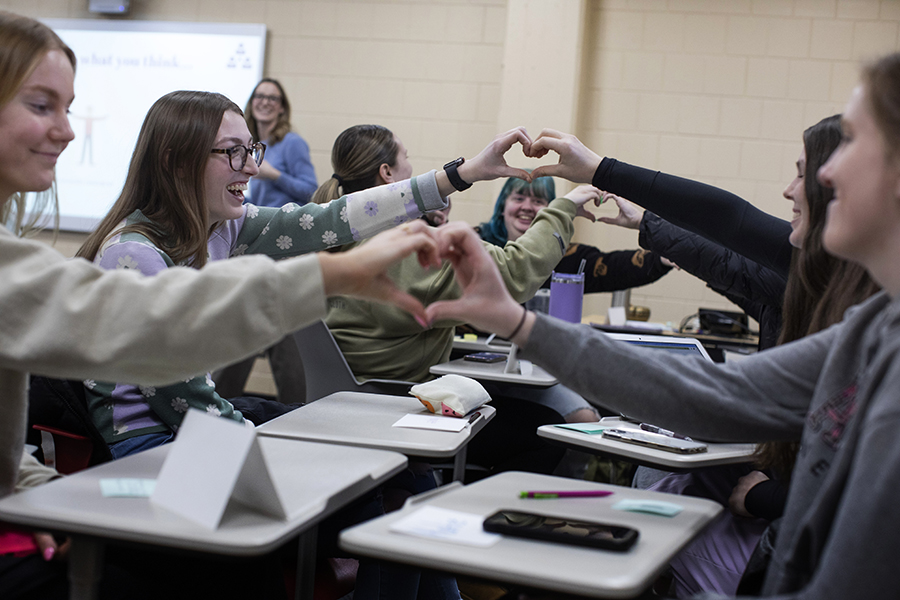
[44,19,266,231]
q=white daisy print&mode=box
[276,235,293,250]
[205,374,215,388]
[171,397,189,413]
[322,230,338,246]
[245,204,259,218]
[113,423,129,435]
[83,379,96,390]
[232,244,249,256]
[340,206,348,223]
[140,386,156,398]
[116,255,139,270]
[298,213,314,230]
[281,203,297,213]
[261,224,270,236]
[206,405,221,417]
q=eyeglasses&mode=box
[210,142,266,172]
[252,93,282,105]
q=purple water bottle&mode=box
[548,272,585,323]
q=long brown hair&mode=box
[860,52,900,158]
[756,115,880,478]
[0,11,76,237]
[244,78,291,144]
[310,124,399,205]
[78,91,242,268]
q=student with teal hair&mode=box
[477,174,672,293]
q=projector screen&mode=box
[42,19,266,232]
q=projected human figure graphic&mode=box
[71,106,107,165]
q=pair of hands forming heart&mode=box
[464,127,604,188]
[327,218,534,341]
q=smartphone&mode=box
[483,510,638,551]
[463,352,507,363]
[601,429,708,454]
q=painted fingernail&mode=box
[414,315,429,329]
[43,547,55,561]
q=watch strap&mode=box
[443,157,472,192]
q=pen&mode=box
[639,423,693,441]
[519,490,613,499]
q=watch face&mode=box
[443,157,464,170]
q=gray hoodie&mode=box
[521,292,900,598]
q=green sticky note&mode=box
[554,423,610,435]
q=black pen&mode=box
[640,423,693,441]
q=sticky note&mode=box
[100,478,156,497]
[612,499,683,517]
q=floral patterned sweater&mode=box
[85,173,447,444]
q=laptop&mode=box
[604,332,714,363]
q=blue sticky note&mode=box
[99,478,156,498]
[612,499,683,517]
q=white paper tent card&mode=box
[150,408,286,529]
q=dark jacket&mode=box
[639,212,785,349]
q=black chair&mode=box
[27,376,112,473]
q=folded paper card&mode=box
[150,408,286,529]
[410,374,491,417]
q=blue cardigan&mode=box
[249,131,318,207]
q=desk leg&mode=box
[68,536,104,600]
[295,526,317,600]
[452,446,467,482]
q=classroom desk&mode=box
[538,418,757,472]
[451,334,513,354]
[257,391,496,482]
[0,438,407,600]
[340,471,723,599]
[431,344,558,388]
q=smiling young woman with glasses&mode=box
[72,88,466,456]
[242,77,318,207]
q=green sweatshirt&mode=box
[326,197,577,383]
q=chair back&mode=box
[27,376,112,472]
[291,321,414,402]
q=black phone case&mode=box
[463,352,506,363]
[482,510,638,551]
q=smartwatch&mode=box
[443,157,472,192]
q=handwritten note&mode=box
[389,506,501,547]
[393,414,468,433]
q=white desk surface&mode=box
[430,357,558,387]
[340,471,722,599]
[257,391,496,459]
[0,437,407,556]
[538,418,757,471]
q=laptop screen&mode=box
[606,333,713,362]
[620,340,707,358]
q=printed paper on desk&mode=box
[393,413,468,433]
[390,505,501,547]
[150,409,286,529]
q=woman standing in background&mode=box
[244,78,317,207]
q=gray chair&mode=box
[291,320,415,402]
